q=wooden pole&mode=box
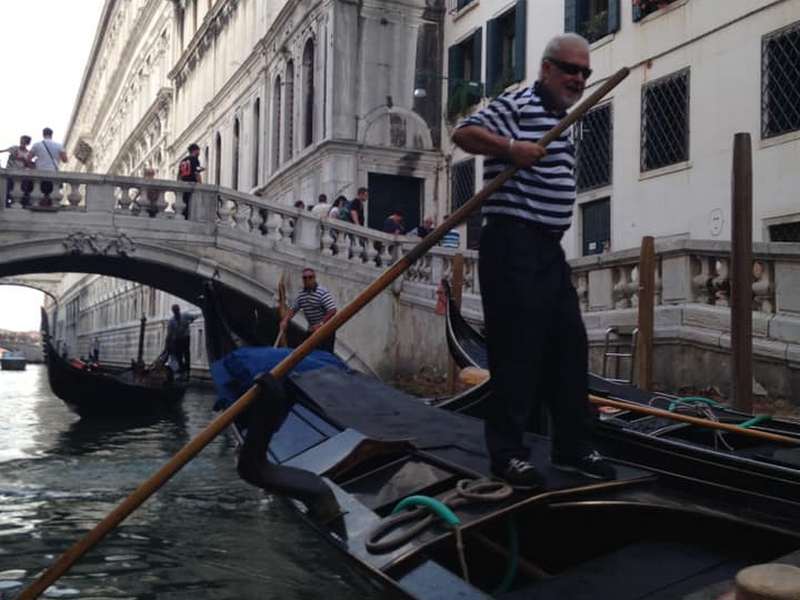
[731,133,753,412]
[448,253,465,393]
[636,236,655,390]
[589,395,798,446]
[16,67,631,600]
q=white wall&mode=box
[569,0,800,258]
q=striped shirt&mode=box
[440,229,461,249]
[458,82,576,232]
[292,285,337,327]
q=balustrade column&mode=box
[293,213,321,251]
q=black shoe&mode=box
[551,451,616,480]
[491,458,544,489]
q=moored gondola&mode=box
[201,282,800,600]
[40,309,187,417]
[438,280,800,503]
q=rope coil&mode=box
[365,478,512,555]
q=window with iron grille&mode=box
[452,158,480,250]
[581,198,610,256]
[641,69,689,172]
[486,0,526,96]
[769,221,800,242]
[762,22,800,139]
[576,103,612,192]
[564,0,620,44]
[447,30,482,120]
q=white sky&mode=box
[0,0,105,331]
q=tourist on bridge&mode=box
[165,304,199,379]
[439,215,460,249]
[177,143,203,218]
[411,216,434,238]
[29,128,67,203]
[330,195,348,220]
[451,33,615,488]
[348,187,368,226]
[1,135,33,206]
[382,210,405,235]
[279,268,337,353]
[311,194,330,218]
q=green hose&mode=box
[739,414,771,429]
[493,517,519,596]
[392,495,461,527]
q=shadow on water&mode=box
[0,367,381,599]
[53,409,190,457]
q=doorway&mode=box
[367,173,423,233]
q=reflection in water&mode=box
[0,365,378,599]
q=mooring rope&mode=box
[365,478,513,557]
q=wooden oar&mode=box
[590,395,800,446]
[17,67,631,600]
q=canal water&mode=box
[0,365,380,599]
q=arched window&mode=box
[272,76,282,171]
[232,117,240,190]
[253,98,261,187]
[302,40,315,148]
[285,60,295,161]
[214,132,222,184]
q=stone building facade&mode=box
[57,0,449,370]
[66,0,448,226]
[442,0,800,257]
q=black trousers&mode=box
[175,337,191,373]
[479,216,593,467]
[308,330,336,354]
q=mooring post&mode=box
[448,253,465,393]
[731,132,753,412]
[637,236,655,390]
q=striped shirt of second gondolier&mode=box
[291,285,337,327]
[457,81,577,233]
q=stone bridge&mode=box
[0,168,457,377]
[3,168,800,402]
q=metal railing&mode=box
[762,22,800,139]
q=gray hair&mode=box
[540,34,590,76]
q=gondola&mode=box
[40,309,187,417]
[201,281,800,599]
[437,281,800,502]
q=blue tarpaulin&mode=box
[210,346,349,410]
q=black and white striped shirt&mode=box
[459,82,576,232]
[292,285,337,327]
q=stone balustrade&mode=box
[3,168,800,400]
[568,238,798,317]
[2,170,798,324]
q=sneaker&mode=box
[491,458,544,489]
[551,451,616,480]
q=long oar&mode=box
[590,395,800,445]
[18,67,630,600]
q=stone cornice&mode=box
[168,0,241,88]
[66,0,165,148]
[108,87,172,174]
[65,0,115,148]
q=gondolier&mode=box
[452,33,615,487]
[279,268,338,353]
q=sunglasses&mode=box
[546,57,592,80]
[302,275,315,280]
